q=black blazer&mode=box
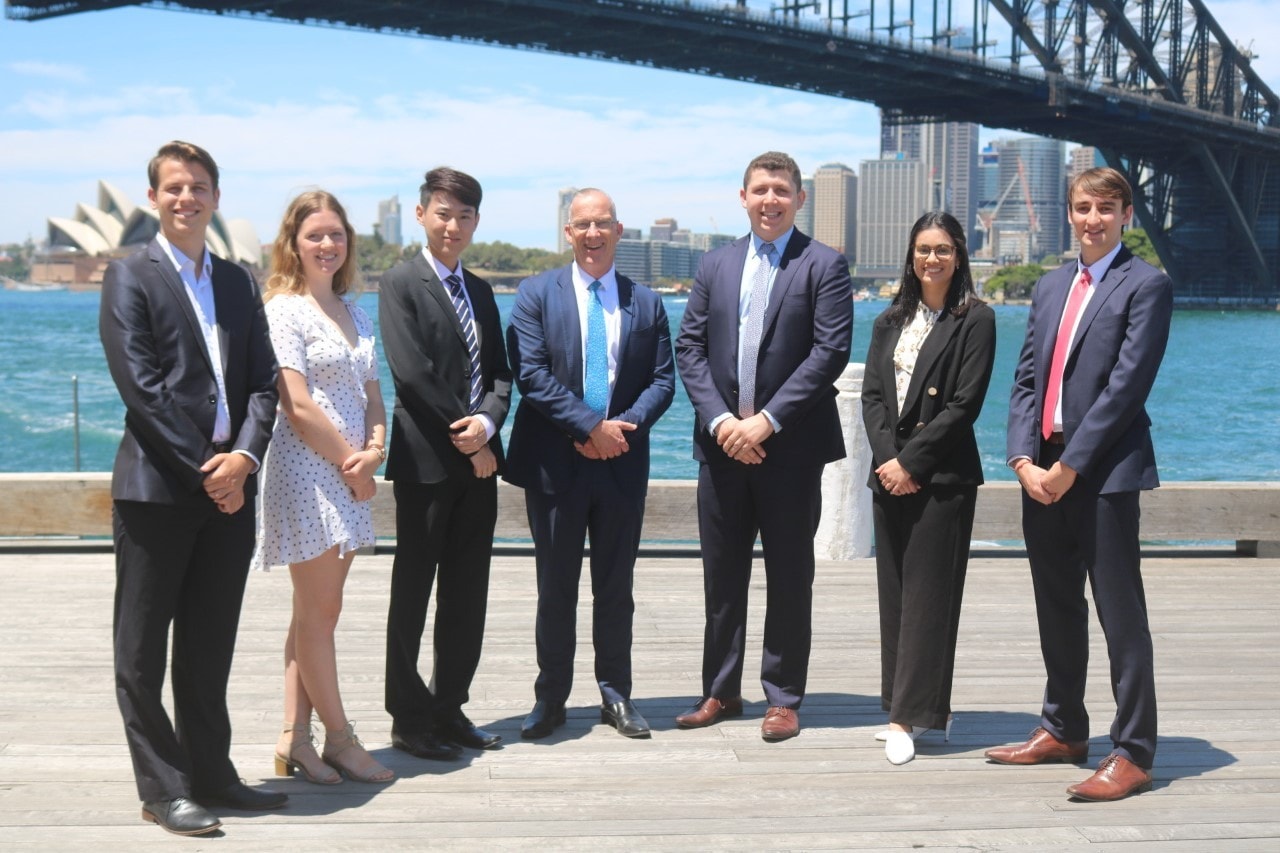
[99,238,278,506]
[379,252,512,485]
[862,300,996,490]
[675,230,853,467]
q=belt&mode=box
[1045,432,1065,446]
[212,442,233,454]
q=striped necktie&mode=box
[444,274,484,413]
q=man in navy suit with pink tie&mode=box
[987,167,1173,802]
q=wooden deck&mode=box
[2,547,1278,849]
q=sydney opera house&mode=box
[33,180,261,287]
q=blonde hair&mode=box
[264,190,360,301]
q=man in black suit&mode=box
[505,188,675,740]
[674,151,853,741]
[380,167,511,758]
[99,141,283,836]
[987,167,1173,801]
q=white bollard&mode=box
[815,363,874,559]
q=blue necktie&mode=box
[739,241,775,418]
[445,274,484,413]
[583,280,609,415]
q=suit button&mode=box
[207,395,216,404]
[927,387,938,397]
[916,422,925,429]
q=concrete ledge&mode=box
[2,473,1276,553]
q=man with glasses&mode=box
[674,151,853,741]
[505,188,675,740]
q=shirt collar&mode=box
[751,227,794,261]
[572,261,618,294]
[155,231,211,280]
[1079,240,1124,283]
[424,247,462,283]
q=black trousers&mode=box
[385,476,497,731]
[1023,443,1158,769]
[696,459,824,709]
[525,461,645,705]
[112,498,255,802]
[872,485,976,732]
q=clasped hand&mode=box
[575,419,637,460]
[715,414,774,464]
[875,458,920,496]
[1016,460,1077,505]
[340,449,380,502]
[201,451,252,514]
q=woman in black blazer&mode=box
[861,211,996,765]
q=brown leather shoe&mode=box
[984,726,1089,765]
[675,696,744,729]
[1067,754,1153,801]
[760,706,800,741]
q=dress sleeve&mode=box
[266,295,308,376]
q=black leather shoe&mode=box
[521,700,567,739]
[141,797,221,836]
[601,700,651,738]
[391,726,463,761]
[196,781,288,811]
[438,711,502,750]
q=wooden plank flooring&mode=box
[1,548,1278,849]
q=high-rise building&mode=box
[991,136,1066,262]
[1065,146,1106,255]
[812,163,857,258]
[375,195,402,247]
[796,174,815,236]
[557,187,578,254]
[650,217,678,242]
[881,114,978,236]
[857,155,928,275]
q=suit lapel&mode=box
[900,310,960,423]
[556,268,584,396]
[1069,249,1132,362]
[717,238,751,379]
[761,232,806,339]
[149,239,215,376]
[616,274,635,364]
[419,254,468,351]
[1036,263,1077,377]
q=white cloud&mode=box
[5,60,87,83]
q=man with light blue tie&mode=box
[505,188,676,740]
[675,151,853,741]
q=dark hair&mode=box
[419,166,482,211]
[743,151,802,193]
[148,140,219,190]
[1069,166,1132,209]
[885,211,980,327]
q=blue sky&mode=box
[1,1,1275,251]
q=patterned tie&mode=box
[738,241,776,418]
[583,280,609,415]
[1042,267,1092,440]
[444,274,484,413]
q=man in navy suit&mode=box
[674,151,853,741]
[505,188,675,740]
[987,166,1173,802]
[99,141,283,836]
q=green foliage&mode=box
[0,241,32,280]
[1123,228,1163,269]
[464,241,571,274]
[356,234,418,275]
[984,263,1047,301]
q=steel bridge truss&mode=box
[8,0,1280,301]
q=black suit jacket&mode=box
[675,230,853,467]
[379,253,512,484]
[862,301,996,491]
[99,238,278,505]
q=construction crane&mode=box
[975,155,1038,264]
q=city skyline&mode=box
[1,1,1276,252]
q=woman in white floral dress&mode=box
[257,190,393,784]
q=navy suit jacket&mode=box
[863,301,996,490]
[675,230,853,466]
[1007,247,1173,494]
[379,252,511,484]
[99,237,278,506]
[504,265,675,497]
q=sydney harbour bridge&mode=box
[8,0,1280,304]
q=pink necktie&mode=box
[1042,268,1092,441]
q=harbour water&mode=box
[2,288,1277,481]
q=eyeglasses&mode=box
[915,244,956,259]
[569,218,616,233]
